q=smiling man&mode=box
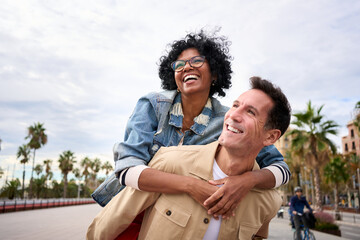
[87,77,291,240]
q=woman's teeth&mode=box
[184,75,198,82]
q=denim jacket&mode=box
[92,90,290,206]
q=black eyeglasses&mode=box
[171,56,205,72]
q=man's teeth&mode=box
[228,125,240,133]
[184,75,198,82]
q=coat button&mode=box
[166,210,172,216]
[203,218,209,224]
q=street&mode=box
[0,204,358,239]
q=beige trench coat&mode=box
[87,141,282,240]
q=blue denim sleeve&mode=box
[114,96,159,173]
[256,144,291,183]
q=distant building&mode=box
[342,119,360,157]
[274,129,292,158]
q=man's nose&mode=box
[228,108,243,122]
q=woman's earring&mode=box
[177,88,180,92]
[211,80,216,86]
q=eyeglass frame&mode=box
[171,55,206,72]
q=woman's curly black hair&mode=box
[158,29,233,97]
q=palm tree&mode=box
[3,179,21,200]
[353,101,360,134]
[43,159,53,198]
[34,164,43,177]
[73,168,82,198]
[90,158,101,188]
[288,101,338,210]
[102,161,113,177]
[17,144,31,198]
[58,150,76,198]
[80,157,91,187]
[324,156,350,219]
[25,122,47,198]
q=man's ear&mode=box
[263,129,281,146]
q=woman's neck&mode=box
[181,93,209,121]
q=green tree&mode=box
[353,101,360,134]
[0,167,3,179]
[102,161,113,177]
[1,179,21,199]
[324,156,350,218]
[58,150,76,198]
[288,101,338,210]
[17,144,31,199]
[25,122,47,198]
[33,176,46,198]
[34,164,43,177]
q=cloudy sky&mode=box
[1,0,359,185]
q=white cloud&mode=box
[1,0,359,183]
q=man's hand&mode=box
[203,172,256,219]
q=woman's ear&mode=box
[263,129,281,146]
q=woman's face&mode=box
[174,48,213,98]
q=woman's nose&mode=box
[183,61,193,71]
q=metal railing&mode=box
[1,198,95,214]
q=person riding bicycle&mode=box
[290,186,313,239]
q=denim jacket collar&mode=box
[169,93,212,136]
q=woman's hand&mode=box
[203,172,256,219]
[204,168,276,219]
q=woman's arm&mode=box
[138,168,218,207]
[114,96,159,174]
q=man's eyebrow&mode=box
[232,100,259,115]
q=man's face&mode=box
[296,191,303,197]
[218,89,274,152]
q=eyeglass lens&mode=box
[172,56,205,71]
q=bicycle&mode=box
[292,213,316,240]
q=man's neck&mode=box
[215,145,258,176]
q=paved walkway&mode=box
[0,203,352,239]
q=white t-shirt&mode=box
[202,159,228,240]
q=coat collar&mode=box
[189,141,260,180]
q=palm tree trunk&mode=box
[334,184,341,220]
[334,185,338,212]
[22,164,25,199]
[29,149,36,198]
[313,167,322,211]
[63,174,68,198]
